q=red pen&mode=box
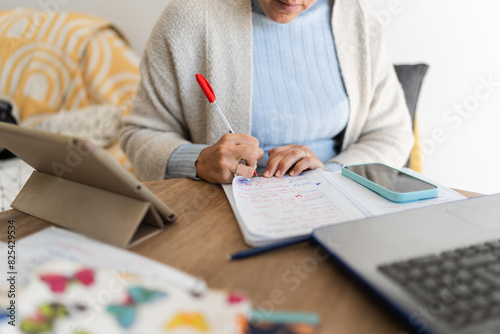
[196,74,258,177]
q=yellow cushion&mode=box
[0,8,140,172]
[409,116,423,173]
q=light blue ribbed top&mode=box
[166,0,349,179]
[251,0,349,172]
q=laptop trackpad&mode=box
[448,201,500,230]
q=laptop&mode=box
[0,122,177,247]
[313,193,500,334]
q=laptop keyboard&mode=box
[378,239,500,328]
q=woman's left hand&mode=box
[264,144,326,178]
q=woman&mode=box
[120,0,414,183]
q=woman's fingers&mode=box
[215,145,263,182]
[275,147,309,177]
[264,144,295,177]
[233,163,257,179]
[264,144,325,178]
[195,134,263,183]
[264,144,304,177]
[289,155,325,177]
[195,134,328,182]
[266,148,303,177]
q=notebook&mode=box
[223,169,465,247]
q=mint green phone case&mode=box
[341,163,439,203]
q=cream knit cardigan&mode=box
[120,0,414,182]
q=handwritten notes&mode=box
[232,170,365,239]
[227,169,466,246]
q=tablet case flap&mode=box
[12,171,163,248]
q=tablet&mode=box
[0,122,176,223]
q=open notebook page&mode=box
[231,169,365,239]
[225,169,466,246]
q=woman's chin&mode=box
[265,10,301,24]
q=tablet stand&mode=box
[12,171,164,248]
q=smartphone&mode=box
[341,163,439,203]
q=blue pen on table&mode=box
[196,73,258,178]
[227,236,312,261]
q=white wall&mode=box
[2,0,499,194]
[0,0,168,55]
[370,0,500,194]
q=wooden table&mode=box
[0,179,483,333]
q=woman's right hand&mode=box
[195,133,264,184]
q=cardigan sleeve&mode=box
[119,7,194,182]
[165,144,208,179]
[330,0,414,169]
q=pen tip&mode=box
[226,255,233,261]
